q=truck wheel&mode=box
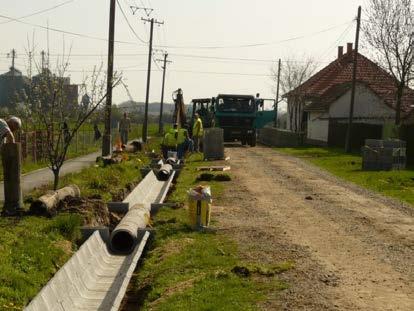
[249,133,257,147]
[241,138,247,146]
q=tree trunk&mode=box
[53,168,60,191]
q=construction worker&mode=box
[161,124,178,159]
[118,112,131,146]
[177,126,189,159]
[192,113,203,152]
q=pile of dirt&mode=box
[57,196,120,229]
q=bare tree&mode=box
[271,56,316,132]
[22,54,122,190]
[364,0,414,126]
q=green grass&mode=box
[0,132,164,308]
[277,146,414,206]
[128,153,289,310]
[0,216,75,309]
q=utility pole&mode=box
[102,0,116,156]
[274,58,281,128]
[156,53,172,134]
[141,17,164,143]
[345,6,362,153]
[41,50,46,72]
[7,49,16,70]
[7,49,17,105]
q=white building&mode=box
[285,44,414,148]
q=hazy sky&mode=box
[1,0,365,106]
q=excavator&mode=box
[172,88,187,128]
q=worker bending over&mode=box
[161,125,177,159]
[0,116,21,145]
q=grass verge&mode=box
[0,133,162,309]
[125,153,290,311]
[277,146,414,206]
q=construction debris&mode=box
[30,185,81,215]
[197,166,231,172]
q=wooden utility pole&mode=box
[41,50,46,71]
[274,58,281,127]
[345,6,362,153]
[142,17,163,142]
[157,53,172,134]
[102,0,116,156]
[7,49,16,70]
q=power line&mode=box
[0,12,137,45]
[1,52,333,65]
[318,21,355,60]
[0,0,76,25]
[170,69,272,77]
[0,12,353,50]
[154,20,354,50]
[117,0,147,44]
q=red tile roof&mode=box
[286,51,414,115]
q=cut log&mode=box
[30,185,81,215]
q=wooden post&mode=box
[33,131,37,163]
[2,143,23,215]
[345,6,362,153]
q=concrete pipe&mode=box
[124,140,143,153]
[156,164,173,181]
[30,184,81,215]
[110,204,150,254]
[166,157,178,166]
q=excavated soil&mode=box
[214,145,414,311]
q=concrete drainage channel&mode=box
[25,160,177,311]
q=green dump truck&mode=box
[213,94,276,147]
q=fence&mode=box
[14,129,98,164]
[257,127,304,147]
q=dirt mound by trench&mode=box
[57,196,121,229]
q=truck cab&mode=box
[214,94,275,146]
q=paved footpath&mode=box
[0,151,101,201]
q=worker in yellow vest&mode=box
[177,127,189,159]
[161,125,177,159]
[192,113,203,152]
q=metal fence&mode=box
[14,130,98,163]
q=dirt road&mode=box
[215,145,414,310]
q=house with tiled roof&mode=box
[285,43,414,148]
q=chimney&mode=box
[347,42,353,54]
[338,46,344,58]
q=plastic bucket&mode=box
[188,186,212,230]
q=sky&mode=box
[0,0,366,108]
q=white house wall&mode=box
[329,85,395,122]
[307,112,329,142]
